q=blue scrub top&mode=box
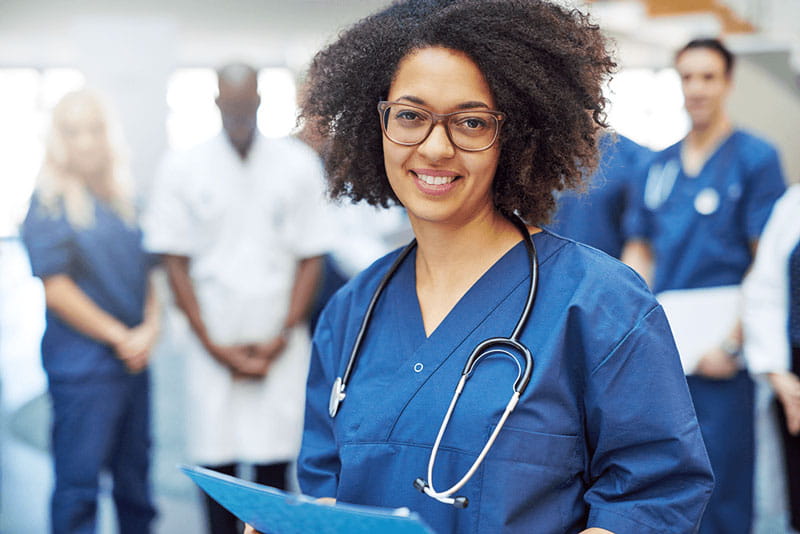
[21,194,153,381]
[549,134,652,258]
[626,129,785,293]
[299,231,713,534]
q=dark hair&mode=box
[676,38,735,76]
[302,0,615,225]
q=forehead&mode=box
[218,76,259,102]
[676,47,727,75]
[388,46,495,109]
[56,100,105,130]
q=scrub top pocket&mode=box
[478,427,585,533]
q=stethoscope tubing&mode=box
[329,213,539,508]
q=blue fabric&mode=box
[789,240,800,347]
[686,372,754,534]
[299,231,713,534]
[50,372,155,534]
[549,134,652,258]
[626,130,785,293]
[21,194,154,380]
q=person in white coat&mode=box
[743,184,800,532]
[143,63,334,534]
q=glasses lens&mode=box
[383,104,432,145]
[447,112,499,150]
[382,104,499,151]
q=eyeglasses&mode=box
[377,101,506,152]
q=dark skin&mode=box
[165,69,324,378]
[164,255,322,378]
[216,72,261,160]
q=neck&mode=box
[412,209,530,289]
[229,131,256,160]
[686,115,733,152]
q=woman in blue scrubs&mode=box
[248,1,713,533]
[21,90,159,534]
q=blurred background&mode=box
[1,0,798,533]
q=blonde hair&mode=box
[35,89,135,228]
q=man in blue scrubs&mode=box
[550,133,651,259]
[623,38,786,534]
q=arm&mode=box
[250,255,324,365]
[162,254,260,376]
[43,274,129,348]
[584,305,714,533]
[42,274,157,373]
[620,239,653,287]
[115,276,161,373]
[694,238,762,380]
[297,310,341,498]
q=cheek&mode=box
[382,138,410,183]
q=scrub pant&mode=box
[687,370,754,534]
[49,371,156,534]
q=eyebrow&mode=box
[396,95,490,110]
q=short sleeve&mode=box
[21,196,74,278]
[282,145,340,259]
[743,146,786,240]
[141,151,201,256]
[584,305,714,533]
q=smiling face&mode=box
[676,47,731,130]
[382,46,501,229]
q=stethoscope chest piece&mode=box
[328,213,539,509]
[329,376,346,418]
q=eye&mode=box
[451,114,492,137]
[394,109,425,123]
[459,117,488,130]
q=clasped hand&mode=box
[206,335,288,379]
[112,321,159,374]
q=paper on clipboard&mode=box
[656,285,741,375]
[179,465,436,534]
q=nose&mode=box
[416,122,456,161]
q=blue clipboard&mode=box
[179,465,436,534]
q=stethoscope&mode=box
[328,213,539,509]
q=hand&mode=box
[206,342,266,378]
[769,372,800,435]
[112,322,159,373]
[243,525,261,534]
[695,347,740,380]
[248,335,288,371]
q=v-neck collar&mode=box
[680,129,738,179]
[354,231,563,439]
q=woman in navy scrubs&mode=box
[247,1,713,533]
[21,89,159,534]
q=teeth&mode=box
[417,173,456,185]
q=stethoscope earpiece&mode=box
[331,213,539,509]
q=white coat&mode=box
[144,133,336,464]
[743,184,800,374]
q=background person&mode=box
[549,132,651,259]
[249,1,714,532]
[143,63,334,534]
[743,184,800,533]
[622,38,787,534]
[21,89,159,534]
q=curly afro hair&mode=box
[301,0,615,225]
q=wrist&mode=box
[106,323,129,347]
[720,338,741,357]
